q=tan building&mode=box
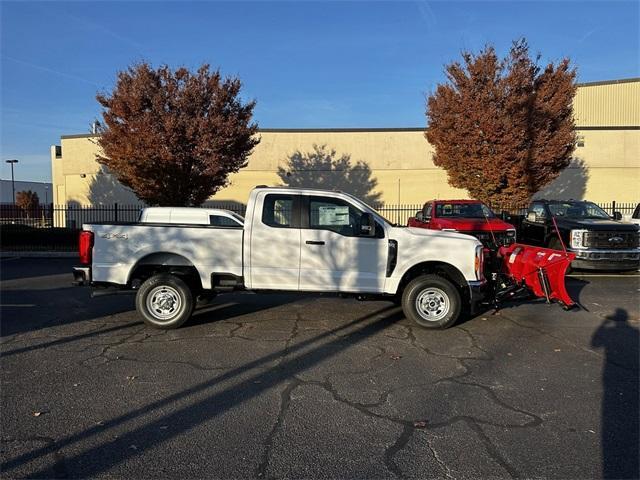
[51,78,639,210]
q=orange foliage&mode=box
[426,39,577,206]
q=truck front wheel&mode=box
[136,274,194,329]
[401,274,461,329]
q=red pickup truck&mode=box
[408,200,517,248]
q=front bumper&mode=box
[72,266,92,286]
[468,279,487,314]
[569,248,640,271]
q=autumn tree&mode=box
[16,190,39,217]
[96,63,259,206]
[425,39,577,206]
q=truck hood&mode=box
[431,218,515,232]
[554,218,640,232]
[393,226,482,244]
[385,226,481,283]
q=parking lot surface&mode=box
[1,258,638,479]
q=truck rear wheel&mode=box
[136,274,194,329]
[401,274,461,329]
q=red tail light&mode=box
[79,231,94,265]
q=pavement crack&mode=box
[255,378,300,478]
[406,325,490,362]
[465,418,521,479]
[454,325,495,360]
[112,355,228,372]
[424,433,454,480]
[384,424,413,478]
[442,377,543,428]
[78,325,148,367]
[293,377,427,478]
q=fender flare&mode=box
[127,252,201,286]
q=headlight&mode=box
[506,229,516,238]
[475,245,485,280]
[570,229,587,249]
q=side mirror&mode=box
[526,212,537,223]
[360,213,376,237]
[613,211,622,221]
[415,211,424,222]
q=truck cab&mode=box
[520,200,640,271]
[408,200,516,248]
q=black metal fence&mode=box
[0,201,637,252]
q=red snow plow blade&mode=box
[497,243,576,308]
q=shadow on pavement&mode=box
[190,293,301,326]
[591,308,639,479]
[0,258,75,282]
[0,287,134,337]
[0,321,139,357]
[1,304,402,477]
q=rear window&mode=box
[262,194,294,228]
[209,215,242,227]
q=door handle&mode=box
[305,240,325,245]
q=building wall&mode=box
[573,79,640,127]
[51,79,640,207]
[0,179,53,204]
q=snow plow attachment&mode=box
[497,243,577,309]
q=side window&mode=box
[424,204,432,218]
[309,196,363,237]
[262,194,294,228]
[209,215,241,227]
[528,203,547,222]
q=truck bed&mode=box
[85,222,244,289]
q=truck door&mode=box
[248,193,301,290]
[299,195,388,292]
[521,202,548,246]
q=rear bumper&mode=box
[72,266,91,286]
[570,249,640,271]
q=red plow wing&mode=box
[497,243,577,308]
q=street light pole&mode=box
[5,159,18,205]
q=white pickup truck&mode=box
[73,187,486,330]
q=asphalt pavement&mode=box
[1,258,638,479]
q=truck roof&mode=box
[428,199,486,204]
[141,206,241,216]
[254,185,345,194]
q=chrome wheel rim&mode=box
[146,285,182,321]
[415,287,450,322]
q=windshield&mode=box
[548,201,610,219]
[435,203,495,219]
[343,192,395,227]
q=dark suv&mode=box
[519,200,640,271]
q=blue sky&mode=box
[1,1,639,182]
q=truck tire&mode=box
[136,274,194,329]
[401,274,461,329]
